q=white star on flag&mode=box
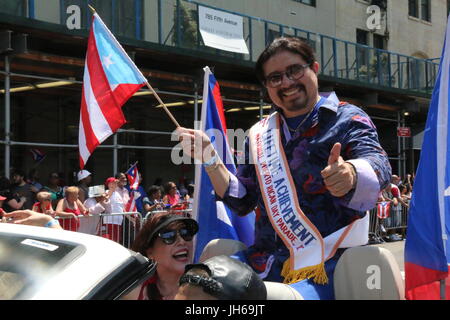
[102,54,114,69]
[445,186,450,196]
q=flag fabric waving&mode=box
[404,15,450,300]
[192,67,255,262]
[79,13,147,169]
[377,201,390,219]
[29,148,46,164]
[126,163,140,190]
[125,191,138,213]
[125,163,140,213]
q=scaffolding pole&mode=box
[4,56,11,178]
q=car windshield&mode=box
[0,234,83,299]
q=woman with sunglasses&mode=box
[162,182,180,207]
[130,212,199,300]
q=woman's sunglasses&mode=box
[157,227,194,245]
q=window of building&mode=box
[408,0,419,18]
[373,34,386,50]
[0,0,27,16]
[356,29,369,45]
[292,0,316,7]
[115,0,141,38]
[356,29,369,67]
[61,0,142,38]
[420,0,431,22]
[409,0,431,22]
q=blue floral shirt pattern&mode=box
[223,95,392,281]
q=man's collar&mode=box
[274,92,340,141]
[317,91,339,113]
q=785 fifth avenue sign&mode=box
[198,6,250,54]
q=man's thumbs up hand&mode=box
[321,143,357,197]
[327,142,343,166]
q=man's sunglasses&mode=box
[158,227,194,245]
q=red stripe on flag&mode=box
[405,262,449,299]
[212,81,227,133]
[112,82,145,109]
[86,27,126,132]
[80,87,100,168]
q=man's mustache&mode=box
[278,84,306,99]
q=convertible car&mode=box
[0,224,405,300]
[0,223,155,300]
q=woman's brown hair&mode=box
[132,211,172,256]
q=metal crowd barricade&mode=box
[55,209,193,249]
[368,209,383,243]
[56,212,144,249]
[368,202,409,243]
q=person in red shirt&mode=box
[387,181,409,209]
[56,186,88,232]
[31,191,55,216]
[162,182,181,207]
[382,177,408,240]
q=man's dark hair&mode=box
[115,172,125,179]
[255,36,317,84]
[12,170,25,178]
[0,177,11,192]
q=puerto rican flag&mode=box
[377,201,390,219]
[192,67,255,262]
[79,13,147,169]
[125,191,138,213]
[29,148,46,163]
[126,163,140,191]
[125,163,140,213]
[405,14,450,300]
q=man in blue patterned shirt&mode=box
[178,37,391,299]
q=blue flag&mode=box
[193,67,255,262]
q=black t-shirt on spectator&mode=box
[0,190,20,212]
[11,183,35,210]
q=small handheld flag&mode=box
[125,163,140,213]
[78,12,147,169]
[377,201,391,219]
[126,163,140,191]
[29,148,46,164]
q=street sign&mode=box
[397,127,411,137]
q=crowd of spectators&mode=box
[0,168,195,240]
[375,173,414,242]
